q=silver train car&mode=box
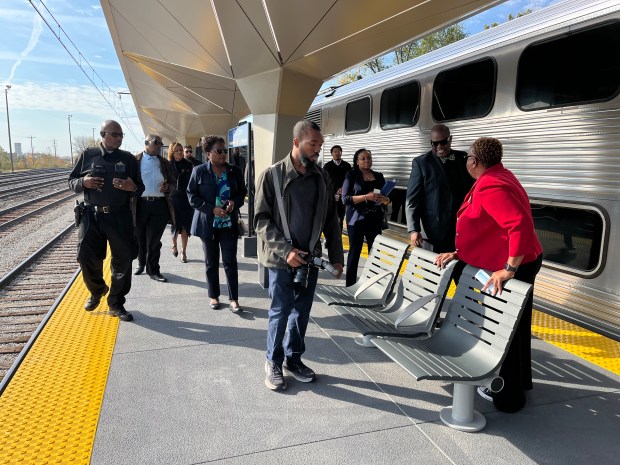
[306,0,620,339]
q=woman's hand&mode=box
[365,192,382,203]
[212,206,227,218]
[484,269,515,296]
[434,252,457,269]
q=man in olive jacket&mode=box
[254,120,344,391]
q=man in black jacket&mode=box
[405,124,473,252]
[323,145,351,230]
[68,120,144,321]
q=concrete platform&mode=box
[91,228,620,465]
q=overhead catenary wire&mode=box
[27,0,140,144]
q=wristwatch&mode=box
[504,263,518,272]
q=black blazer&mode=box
[342,169,386,226]
[405,149,472,244]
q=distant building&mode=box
[14,142,22,156]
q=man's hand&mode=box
[410,231,423,248]
[333,263,344,279]
[158,181,168,193]
[113,177,137,192]
[286,248,308,268]
[83,175,104,190]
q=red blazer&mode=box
[455,163,542,270]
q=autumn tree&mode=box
[484,9,533,29]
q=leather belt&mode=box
[141,196,165,201]
[83,203,128,214]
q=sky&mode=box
[0,0,561,161]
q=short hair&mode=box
[430,124,450,137]
[471,137,503,167]
[145,134,161,145]
[293,120,321,140]
[203,135,225,154]
[184,144,192,151]
[330,145,342,154]
[167,142,183,161]
[352,148,371,170]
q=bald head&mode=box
[100,120,124,151]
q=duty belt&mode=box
[141,196,165,201]
[83,203,129,214]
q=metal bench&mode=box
[371,265,533,432]
[331,248,457,347]
[316,235,409,308]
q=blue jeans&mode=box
[266,267,319,366]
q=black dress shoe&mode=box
[149,273,168,282]
[134,265,145,275]
[84,285,110,311]
[109,306,133,322]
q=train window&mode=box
[345,96,372,133]
[531,203,604,273]
[431,57,496,122]
[380,81,420,129]
[517,21,620,110]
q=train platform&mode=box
[1,229,619,464]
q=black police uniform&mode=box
[68,145,144,311]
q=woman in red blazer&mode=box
[435,137,542,414]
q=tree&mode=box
[336,68,366,86]
[394,23,468,64]
[365,56,388,74]
[485,9,533,29]
[74,136,98,155]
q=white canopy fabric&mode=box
[101,0,501,143]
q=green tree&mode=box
[485,9,533,29]
[394,23,468,64]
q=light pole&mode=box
[4,85,14,172]
[68,114,73,165]
[92,127,95,142]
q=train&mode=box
[305,0,620,339]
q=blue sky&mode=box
[0,0,560,161]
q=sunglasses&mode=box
[184,150,192,153]
[149,140,163,146]
[211,148,225,154]
[431,137,451,147]
[103,132,125,138]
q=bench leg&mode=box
[440,383,486,432]
[354,334,375,347]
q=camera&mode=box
[293,252,339,288]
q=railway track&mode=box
[0,225,79,384]
[0,176,70,201]
[0,191,77,230]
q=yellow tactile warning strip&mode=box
[347,234,620,376]
[0,254,118,465]
[532,310,620,375]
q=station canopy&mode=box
[101,0,501,144]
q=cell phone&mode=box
[475,269,495,294]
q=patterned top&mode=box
[213,170,232,229]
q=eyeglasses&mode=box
[211,148,225,154]
[466,155,478,162]
[148,140,163,146]
[103,132,125,138]
[431,137,451,147]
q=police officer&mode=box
[68,120,144,322]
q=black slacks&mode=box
[202,227,239,300]
[135,198,170,275]
[493,254,543,412]
[345,219,382,287]
[77,208,136,309]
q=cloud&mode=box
[7,3,43,83]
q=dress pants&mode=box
[345,219,382,287]
[202,227,239,300]
[266,267,318,366]
[77,208,135,309]
[135,198,170,275]
[493,254,543,412]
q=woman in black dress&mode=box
[168,142,195,262]
[341,148,391,286]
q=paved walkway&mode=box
[91,230,620,465]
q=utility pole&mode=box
[27,135,36,168]
[92,127,95,142]
[52,139,57,157]
[68,115,73,165]
[4,85,14,172]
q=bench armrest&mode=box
[354,271,393,300]
[394,293,439,328]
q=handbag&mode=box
[236,216,247,236]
